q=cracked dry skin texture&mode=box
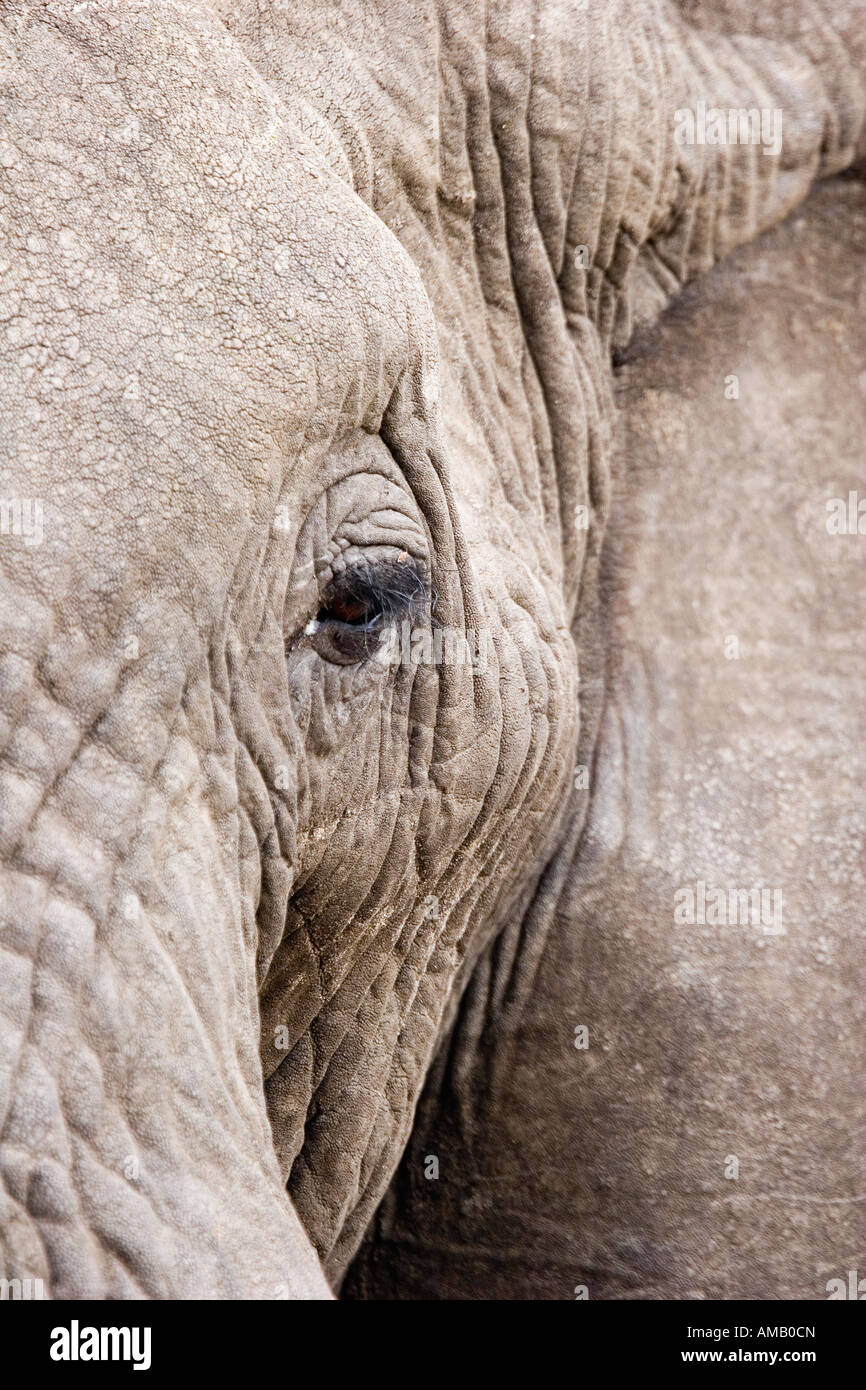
[0,0,864,1298]
[345,174,866,1300]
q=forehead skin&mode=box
[0,1,441,644]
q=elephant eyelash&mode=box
[288,556,433,665]
[314,557,431,633]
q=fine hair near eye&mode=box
[325,556,432,625]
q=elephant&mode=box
[0,0,863,1300]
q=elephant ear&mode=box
[547,0,866,350]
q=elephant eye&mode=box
[302,556,430,665]
[318,589,381,627]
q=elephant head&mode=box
[1,0,863,1298]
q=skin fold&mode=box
[0,0,863,1299]
[345,173,866,1299]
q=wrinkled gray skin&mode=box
[0,0,863,1299]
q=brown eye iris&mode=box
[325,595,374,625]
